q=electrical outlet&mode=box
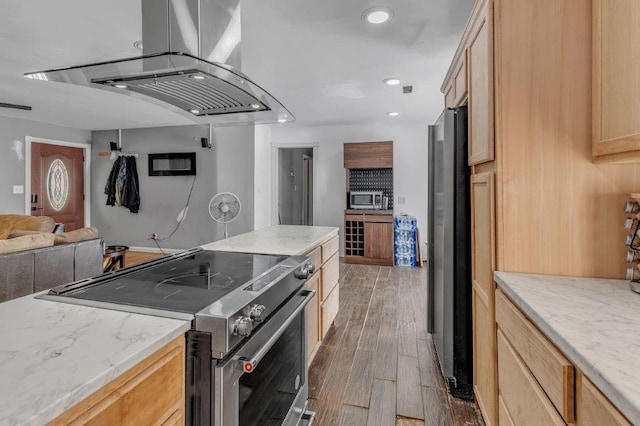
[397,196,406,205]
[151,233,158,241]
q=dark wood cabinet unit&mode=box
[344,141,394,266]
[344,211,394,266]
[344,141,393,168]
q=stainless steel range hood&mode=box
[24,0,294,126]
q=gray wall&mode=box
[0,115,90,214]
[91,125,255,249]
[278,147,312,225]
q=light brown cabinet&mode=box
[470,171,497,425]
[304,234,340,365]
[344,213,393,266]
[496,289,632,426]
[51,336,185,425]
[576,371,632,426]
[445,83,455,108]
[497,330,565,426]
[454,54,468,106]
[467,0,494,166]
[496,289,574,423]
[441,0,640,422]
[592,0,640,163]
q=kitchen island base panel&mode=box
[50,336,185,426]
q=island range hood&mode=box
[25,0,294,126]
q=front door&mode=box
[31,142,84,231]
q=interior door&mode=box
[31,142,84,231]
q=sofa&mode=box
[0,215,104,303]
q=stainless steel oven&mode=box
[185,287,314,426]
[40,248,316,426]
[215,288,313,426]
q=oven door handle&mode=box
[234,289,316,373]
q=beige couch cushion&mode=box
[0,233,55,255]
[54,227,99,245]
[0,215,55,239]
[7,230,44,239]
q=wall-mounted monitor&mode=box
[148,152,196,176]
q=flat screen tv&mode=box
[148,152,196,176]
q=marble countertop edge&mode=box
[201,225,339,256]
[494,272,640,424]
[18,321,190,426]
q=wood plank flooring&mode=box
[123,251,165,268]
[308,262,484,426]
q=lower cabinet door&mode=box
[364,222,393,262]
[321,284,340,338]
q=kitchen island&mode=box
[201,224,339,256]
[495,272,640,425]
[0,293,190,425]
[203,225,340,363]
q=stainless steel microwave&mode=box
[349,191,383,209]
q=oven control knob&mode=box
[249,304,266,322]
[294,263,315,280]
[233,316,254,337]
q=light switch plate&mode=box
[13,185,24,194]
[397,196,406,205]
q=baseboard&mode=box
[128,246,183,254]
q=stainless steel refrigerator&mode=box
[427,106,473,399]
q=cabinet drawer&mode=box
[305,246,322,272]
[496,289,575,422]
[321,253,339,301]
[576,371,631,426]
[321,235,339,263]
[321,284,339,338]
[497,330,565,426]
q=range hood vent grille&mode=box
[94,69,267,116]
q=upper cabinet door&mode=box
[468,1,495,166]
[454,54,468,106]
[592,0,640,163]
[343,141,393,169]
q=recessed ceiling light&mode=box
[387,112,399,117]
[190,74,207,80]
[363,7,394,24]
[133,40,144,50]
[277,118,287,123]
[114,83,128,89]
[189,109,200,114]
[383,78,401,86]
[250,103,261,109]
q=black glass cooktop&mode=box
[64,250,288,313]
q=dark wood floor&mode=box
[307,262,484,426]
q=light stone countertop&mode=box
[201,225,339,255]
[0,293,191,426]
[495,272,640,424]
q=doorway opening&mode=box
[277,147,314,225]
[270,143,319,226]
[25,136,91,229]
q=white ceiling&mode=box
[0,0,473,131]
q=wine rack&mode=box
[344,219,365,256]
